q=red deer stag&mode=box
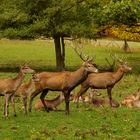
[0,65,35,117]
[29,47,98,115]
[76,56,132,108]
[15,74,39,114]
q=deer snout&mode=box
[32,74,40,82]
[129,67,132,71]
[94,69,98,73]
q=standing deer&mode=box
[0,65,35,117]
[29,47,98,115]
[76,56,132,108]
[15,74,39,114]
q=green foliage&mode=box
[110,24,140,41]
[0,0,139,39]
[100,0,140,26]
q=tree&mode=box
[0,0,102,71]
[110,24,140,52]
[0,0,139,70]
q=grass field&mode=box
[0,39,140,140]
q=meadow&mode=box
[0,39,140,140]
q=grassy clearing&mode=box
[0,39,140,73]
[0,39,140,139]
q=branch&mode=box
[62,0,85,12]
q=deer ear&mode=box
[82,62,86,66]
[87,59,92,63]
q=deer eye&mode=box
[88,65,92,67]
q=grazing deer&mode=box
[34,93,65,111]
[29,46,98,115]
[121,88,140,107]
[0,65,35,117]
[76,56,132,108]
[15,74,40,114]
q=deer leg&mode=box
[76,86,89,108]
[29,89,41,112]
[10,94,17,117]
[22,96,28,115]
[64,91,70,115]
[107,88,113,107]
[40,89,49,112]
[4,94,10,117]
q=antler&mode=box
[113,54,127,65]
[71,40,94,62]
[106,53,128,66]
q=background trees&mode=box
[0,0,140,70]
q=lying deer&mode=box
[0,65,35,117]
[132,100,140,108]
[34,93,65,111]
[84,90,120,107]
[15,74,40,114]
[70,91,83,103]
[121,88,140,108]
[76,56,132,108]
[29,46,98,115]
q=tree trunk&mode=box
[54,35,65,71]
[123,39,131,53]
[61,36,65,69]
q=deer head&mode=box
[32,74,40,82]
[82,61,98,73]
[20,64,35,74]
[112,54,132,72]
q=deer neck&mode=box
[70,66,88,89]
[27,79,35,90]
[113,67,125,83]
[13,70,25,90]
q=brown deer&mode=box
[29,47,98,115]
[121,88,140,107]
[70,91,83,103]
[84,89,120,107]
[132,100,140,108]
[0,65,35,117]
[15,74,40,114]
[76,56,132,108]
[34,93,65,111]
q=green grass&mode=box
[0,39,140,139]
[0,39,140,73]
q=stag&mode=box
[76,55,132,108]
[0,65,35,117]
[29,45,98,115]
[15,74,39,114]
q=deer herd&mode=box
[0,46,139,118]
